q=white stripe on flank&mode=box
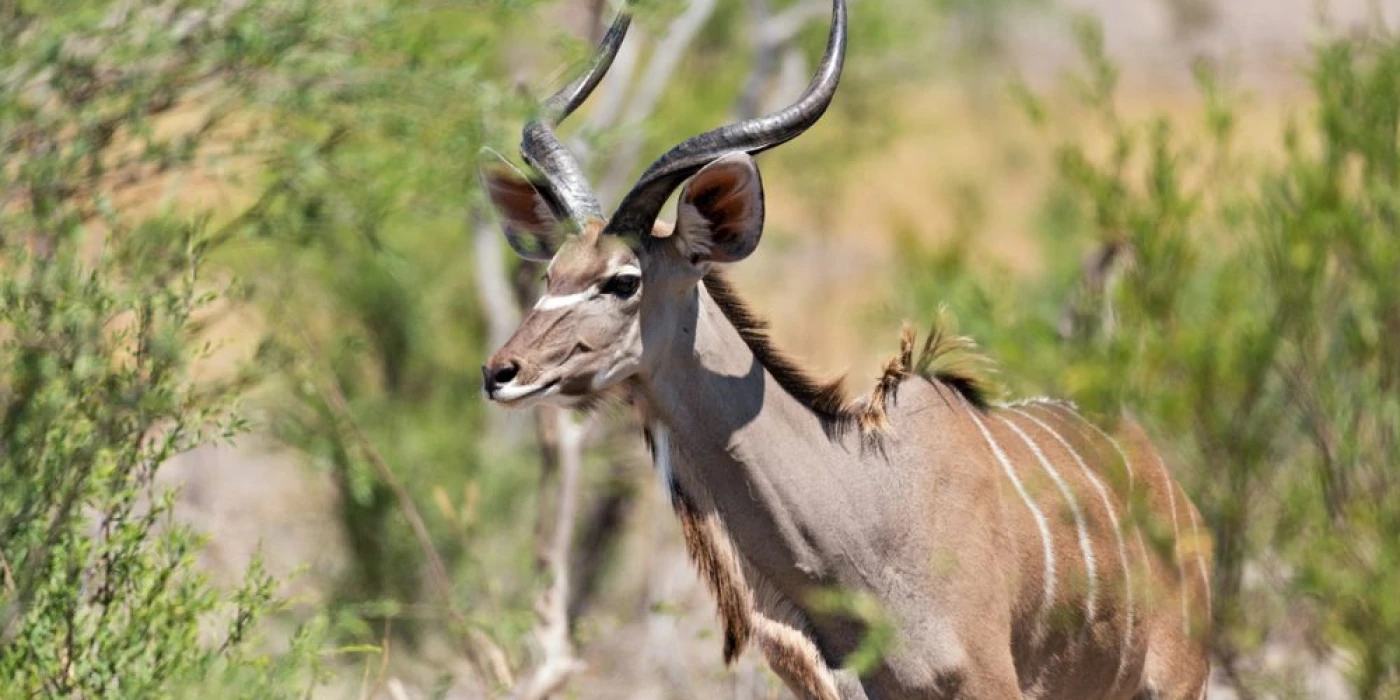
[1049,406,1174,635]
[1007,396,1079,412]
[966,407,1056,634]
[534,290,593,310]
[1002,414,1097,613]
[1013,407,1135,687]
[649,422,674,497]
[998,414,1098,621]
[1148,450,1190,635]
[1047,404,1137,492]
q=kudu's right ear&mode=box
[478,148,568,262]
[672,152,765,264]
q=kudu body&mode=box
[479,2,1213,697]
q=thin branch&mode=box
[0,547,15,596]
[572,28,642,173]
[303,331,506,686]
[567,453,640,623]
[315,371,455,605]
[1058,238,1132,341]
[360,597,393,700]
[733,0,776,121]
[205,125,350,250]
[511,412,591,700]
[770,45,812,111]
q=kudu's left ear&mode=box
[478,148,569,262]
[672,152,764,263]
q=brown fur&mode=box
[911,309,999,410]
[672,483,845,700]
[753,615,843,700]
[670,486,753,663]
[856,324,916,438]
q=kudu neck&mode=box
[634,278,843,468]
[632,279,865,598]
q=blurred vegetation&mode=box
[0,0,329,695]
[890,16,1400,697]
[2,0,1399,696]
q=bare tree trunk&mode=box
[568,431,647,623]
[511,412,590,700]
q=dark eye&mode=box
[600,274,640,299]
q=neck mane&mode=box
[700,269,995,438]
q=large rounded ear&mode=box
[478,148,567,262]
[673,152,764,263]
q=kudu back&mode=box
[478,2,1213,697]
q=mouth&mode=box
[490,378,560,406]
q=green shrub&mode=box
[0,0,327,695]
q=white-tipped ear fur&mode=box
[673,152,765,264]
[478,148,567,262]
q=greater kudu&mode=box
[478,2,1213,697]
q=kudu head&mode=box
[481,0,846,408]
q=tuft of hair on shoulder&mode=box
[854,324,916,439]
[910,305,1001,410]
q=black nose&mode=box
[482,361,520,394]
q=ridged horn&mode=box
[604,0,846,236]
[520,8,632,227]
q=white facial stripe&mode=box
[1012,407,1135,690]
[534,289,593,311]
[1050,403,1136,490]
[966,406,1056,638]
[535,260,638,312]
